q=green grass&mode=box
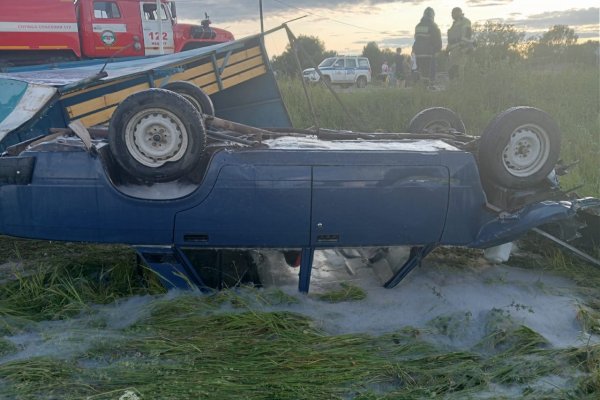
[316,282,367,303]
[0,288,597,399]
[278,63,600,197]
[0,237,164,324]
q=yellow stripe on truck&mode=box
[66,83,150,120]
[222,65,267,90]
[62,46,267,127]
[221,55,264,79]
[76,106,118,127]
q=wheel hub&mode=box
[124,108,189,168]
[502,125,550,177]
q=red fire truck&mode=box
[0,0,234,67]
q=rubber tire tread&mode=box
[477,106,561,189]
[407,107,466,134]
[356,76,367,88]
[108,88,206,183]
[163,81,215,116]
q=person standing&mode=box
[381,60,390,75]
[394,47,411,87]
[412,7,442,84]
[447,7,474,80]
[381,60,391,86]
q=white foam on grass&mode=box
[0,294,167,362]
[0,248,595,365]
[252,248,594,350]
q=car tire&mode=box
[356,76,368,88]
[478,107,561,189]
[108,89,206,183]
[408,107,466,134]
[322,75,332,86]
[163,81,215,116]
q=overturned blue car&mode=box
[0,32,596,292]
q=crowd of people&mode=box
[380,6,474,88]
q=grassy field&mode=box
[277,63,600,197]
[0,62,598,399]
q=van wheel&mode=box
[478,107,561,189]
[408,107,466,134]
[108,89,206,183]
[356,76,368,88]
[163,81,215,116]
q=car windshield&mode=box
[318,58,336,68]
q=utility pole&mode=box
[259,0,264,33]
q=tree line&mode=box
[271,24,599,77]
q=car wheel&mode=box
[478,107,561,189]
[356,76,367,88]
[322,75,332,86]
[108,89,206,183]
[163,81,215,116]
[408,107,466,134]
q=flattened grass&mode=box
[316,282,367,303]
[0,237,163,323]
[0,285,597,399]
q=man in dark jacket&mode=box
[412,7,442,83]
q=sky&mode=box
[176,0,600,57]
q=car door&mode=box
[174,165,312,247]
[331,58,346,83]
[84,0,138,58]
[345,58,358,84]
[140,1,175,55]
[311,164,450,247]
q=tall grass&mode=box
[278,63,600,196]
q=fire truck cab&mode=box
[0,0,234,66]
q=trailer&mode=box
[0,32,289,153]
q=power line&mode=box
[268,0,394,35]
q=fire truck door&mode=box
[87,0,138,58]
[140,2,175,55]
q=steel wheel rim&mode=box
[502,123,550,177]
[124,108,188,168]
